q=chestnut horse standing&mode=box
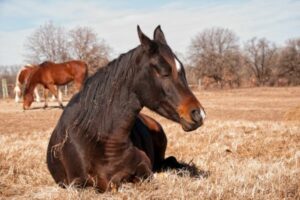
[47,26,206,192]
[14,64,41,103]
[23,60,88,109]
[14,64,63,103]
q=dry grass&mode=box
[284,106,300,121]
[0,87,300,199]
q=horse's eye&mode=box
[161,72,170,78]
[152,64,171,78]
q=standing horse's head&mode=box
[22,65,40,110]
[134,26,206,132]
[23,88,34,110]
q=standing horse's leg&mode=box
[15,90,21,103]
[50,86,62,102]
[50,94,56,102]
[47,84,64,109]
[58,87,63,102]
[74,75,85,92]
[34,87,41,102]
[44,89,49,109]
[14,85,21,103]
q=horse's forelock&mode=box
[157,44,181,79]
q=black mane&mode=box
[70,46,144,140]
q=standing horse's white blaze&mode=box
[174,57,181,72]
[200,109,206,120]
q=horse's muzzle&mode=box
[23,105,30,110]
[180,108,206,132]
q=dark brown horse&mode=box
[23,60,88,109]
[47,26,206,192]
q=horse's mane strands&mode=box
[73,47,143,140]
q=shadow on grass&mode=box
[25,105,64,110]
[157,156,210,179]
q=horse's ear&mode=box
[137,25,156,52]
[153,25,167,45]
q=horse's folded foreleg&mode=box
[133,160,153,182]
[131,148,153,182]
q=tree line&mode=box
[1,23,299,96]
[186,27,300,88]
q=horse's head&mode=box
[134,26,206,132]
[23,89,34,110]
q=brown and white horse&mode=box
[14,64,41,103]
[23,60,88,109]
[14,64,63,103]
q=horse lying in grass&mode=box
[47,25,206,192]
[23,60,88,110]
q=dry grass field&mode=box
[0,87,299,200]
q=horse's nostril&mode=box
[191,109,201,123]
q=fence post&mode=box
[2,79,9,99]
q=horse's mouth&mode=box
[180,117,203,132]
[23,104,31,110]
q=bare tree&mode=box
[188,27,242,88]
[277,38,300,85]
[68,27,111,74]
[244,38,277,86]
[24,22,111,74]
[24,21,69,64]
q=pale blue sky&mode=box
[0,0,299,65]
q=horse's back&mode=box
[36,60,87,85]
[66,60,88,77]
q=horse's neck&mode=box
[101,90,142,138]
[77,58,142,142]
[26,76,38,94]
[74,47,147,142]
